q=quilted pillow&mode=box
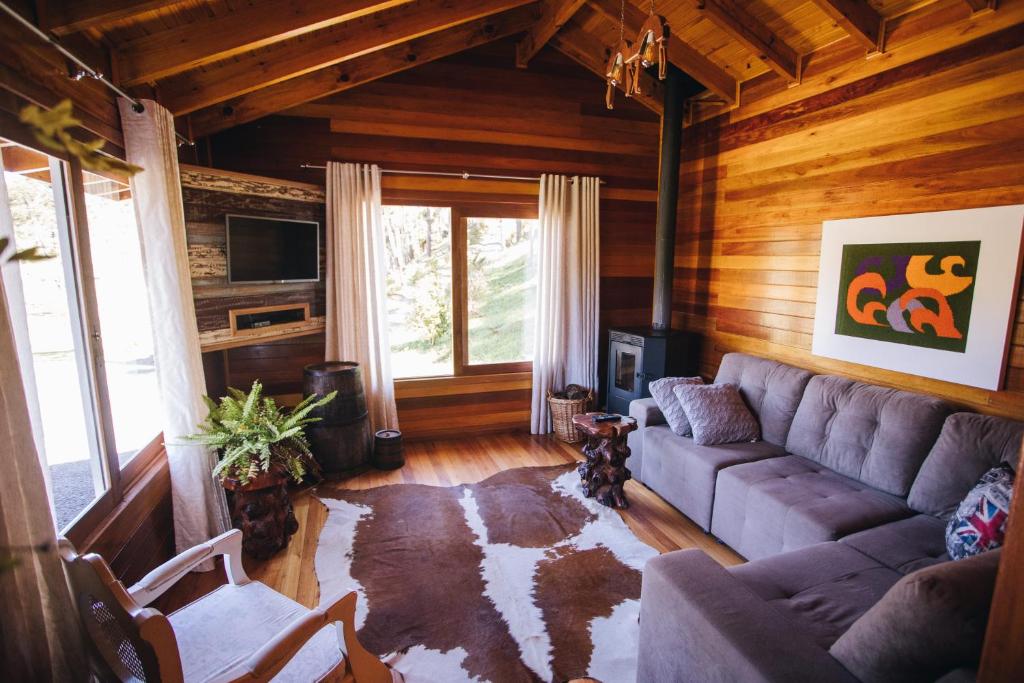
[649,376,704,436]
[945,464,1014,561]
[672,383,760,447]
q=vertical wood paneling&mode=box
[675,25,1024,419]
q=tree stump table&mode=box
[572,413,637,509]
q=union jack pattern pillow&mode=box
[945,464,1015,561]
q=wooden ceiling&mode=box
[26,0,1000,140]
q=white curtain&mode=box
[119,99,230,561]
[0,160,87,680]
[325,162,398,433]
[530,174,601,434]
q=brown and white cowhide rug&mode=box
[313,464,657,683]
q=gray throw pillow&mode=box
[830,550,1001,683]
[671,383,760,446]
[649,376,704,436]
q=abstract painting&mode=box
[813,206,1024,390]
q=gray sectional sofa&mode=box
[629,352,1023,683]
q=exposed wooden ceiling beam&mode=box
[588,0,737,105]
[116,0,415,86]
[807,0,885,52]
[156,0,538,115]
[548,20,664,115]
[515,0,587,67]
[40,0,186,36]
[962,0,998,14]
[186,8,538,138]
[696,0,802,84]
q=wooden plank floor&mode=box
[158,432,743,613]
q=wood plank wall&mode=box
[675,19,1024,419]
[192,41,663,438]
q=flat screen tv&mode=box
[226,214,320,284]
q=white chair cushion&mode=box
[169,581,344,682]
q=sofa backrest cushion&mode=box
[908,413,1024,519]
[785,376,954,497]
[713,353,814,447]
[829,549,1000,683]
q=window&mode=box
[383,203,537,379]
[2,139,161,533]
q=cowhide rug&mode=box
[313,464,658,683]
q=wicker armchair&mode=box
[59,529,400,682]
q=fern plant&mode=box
[188,381,337,486]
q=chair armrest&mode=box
[129,529,248,606]
[629,398,665,428]
[232,591,396,683]
[638,550,859,683]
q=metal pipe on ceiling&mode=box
[0,1,195,147]
[299,164,606,184]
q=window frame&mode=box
[383,199,538,379]
[2,136,164,543]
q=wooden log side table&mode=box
[571,412,638,510]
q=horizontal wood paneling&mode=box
[194,41,662,437]
[675,20,1024,419]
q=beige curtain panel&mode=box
[530,174,601,434]
[325,162,398,433]
[0,157,86,680]
[119,99,230,562]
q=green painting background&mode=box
[834,241,980,353]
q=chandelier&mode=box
[605,0,669,109]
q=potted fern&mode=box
[188,381,336,559]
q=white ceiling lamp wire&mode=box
[0,2,195,147]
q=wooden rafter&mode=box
[549,20,664,114]
[186,8,538,139]
[588,0,737,105]
[116,0,415,86]
[155,0,537,115]
[515,0,587,68]
[807,0,885,53]
[963,0,998,13]
[696,0,802,84]
[40,0,186,35]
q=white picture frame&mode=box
[812,205,1024,391]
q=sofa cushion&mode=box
[730,542,902,649]
[829,549,1001,683]
[641,425,785,531]
[711,455,913,560]
[945,464,1014,561]
[673,383,760,446]
[909,412,1024,519]
[841,515,950,574]
[785,375,954,497]
[649,376,703,436]
[714,352,815,447]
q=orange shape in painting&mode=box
[900,288,963,339]
[847,272,887,326]
[906,255,973,296]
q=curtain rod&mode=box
[299,165,606,184]
[0,2,194,148]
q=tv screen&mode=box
[226,214,320,283]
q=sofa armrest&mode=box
[638,550,859,683]
[629,398,665,428]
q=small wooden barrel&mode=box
[303,361,371,475]
[373,429,404,470]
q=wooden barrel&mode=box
[303,361,371,475]
[373,429,404,470]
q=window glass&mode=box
[4,160,106,530]
[84,177,161,465]
[382,205,453,378]
[466,217,537,365]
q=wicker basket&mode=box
[547,385,593,444]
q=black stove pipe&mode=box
[651,67,685,331]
